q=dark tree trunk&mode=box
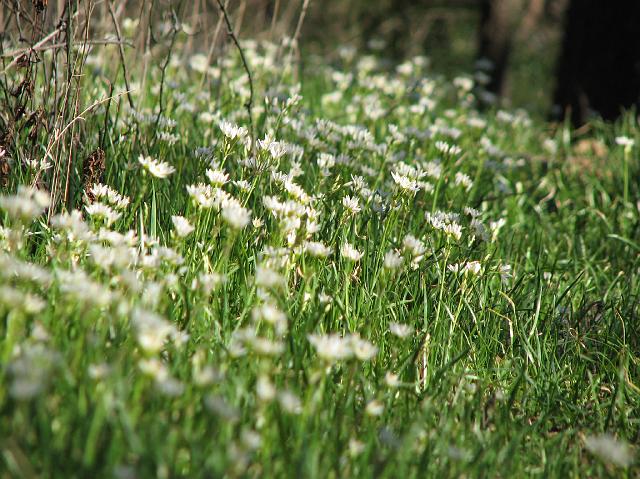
[553,0,640,125]
[477,0,518,97]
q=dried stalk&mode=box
[107,0,135,110]
[216,0,255,156]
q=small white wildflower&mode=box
[189,53,209,73]
[278,390,302,414]
[615,136,635,149]
[584,434,634,468]
[391,172,420,193]
[464,206,482,218]
[317,153,336,170]
[195,272,225,295]
[383,250,403,270]
[132,308,177,354]
[138,358,169,382]
[90,184,130,209]
[88,363,111,380]
[389,322,414,339]
[219,120,248,140]
[385,372,401,388]
[443,223,463,241]
[349,438,366,457]
[365,400,384,417]
[402,234,426,257]
[85,202,122,226]
[498,264,512,284]
[0,186,50,222]
[234,180,251,192]
[303,241,332,258]
[465,261,482,275]
[350,335,378,361]
[138,155,175,178]
[308,333,353,362]
[248,336,285,356]
[342,195,362,215]
[221,200,251,230]
[341,242,363,262]
[255,265,285,289]
[435,141,462,156]
[171,215,195,238]
[252,303,287,334]
[455,172,473,191]
[257,375,276,402]
[206,168,229,186]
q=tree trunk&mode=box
[553,0,640,125]
[477,0,521,97]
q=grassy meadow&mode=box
[0,26,639,478]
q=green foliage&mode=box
[0,39,638,478]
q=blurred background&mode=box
[2,0,639,123]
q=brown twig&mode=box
[0,39,134,58]
[0,22,65,75]
[216,0,256,156]
[107,0,135,110]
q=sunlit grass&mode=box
[0,38,638,478]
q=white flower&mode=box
[255,265,285,289]
[132,308,177,353]
[189,53,209,73]
[465,261,482,275]
[350,335,378,361]
[206,168,229,186]
[448,261,481,275]
[89,183,130,209]
[0,186,50,222]
[221,199,251,230]
[303,241,332,258]
[342,195,361,214]
[85,202,121,226]
[385,372,401,388]
[402,234,426,257]
[252,303,287,334]
[443,223,463,241]
[219,120,248,140]
[615,136,635,149]
[389,322,414,339]
[391,172,420,193]
[349,439,366,457]
[317,153,336,170]
[139,358,169,381]
[138,155,175,178]
[383,250,403,270]
[584,434,634,468]
[455,172,473,191]
[171,215,195,238]
[278,390,302,414]
[257,375,276,401]
[435,141,462,156]
[340,242,363,262]
[498,264,512,284]
[196,272,226,294]
[365,400,384,416]
[308,333,353,361]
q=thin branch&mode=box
[0,23,65,75]
[0,39,134,58]
[107,0,135,110]
[216,0,255,156]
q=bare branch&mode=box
[216,0,256,156]
[107,0,135,110]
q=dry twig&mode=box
[216,0,256,156]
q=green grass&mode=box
[0,38,638,478]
